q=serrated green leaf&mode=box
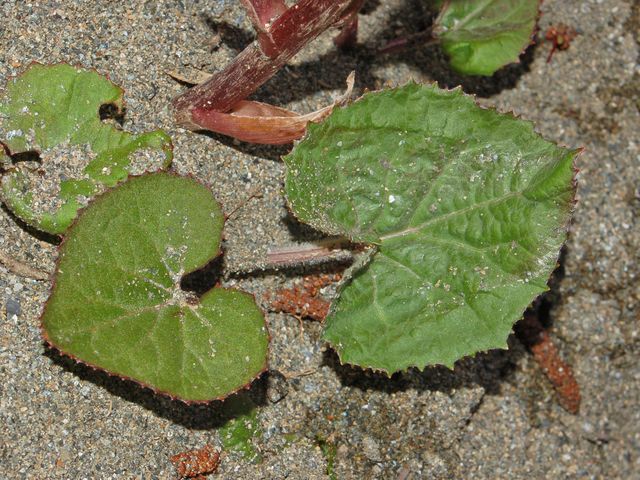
[41,173,269,401]
[0,63,173,234]
[284,83,577,372]
[433,0,539,76]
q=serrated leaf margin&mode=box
[284,82,580,374]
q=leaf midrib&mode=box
[439,1,534,45]
[379,190,520,242]
[444,0,494,32]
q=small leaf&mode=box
[42,173,269,401]
[433,0,539,76]
[284,83,577,372]
[0,63,173,234]
[219,393,262,462]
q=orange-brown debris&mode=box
[519,312,581,414]
[270,273,342,321]
[530,329,581,414]
[544,24,578,63]
[170,444,220,479]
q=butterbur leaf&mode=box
[42,173,269,401]
[433,0,539,76]
[284,83,577,372]
[0,63,173,234]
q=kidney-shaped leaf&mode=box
[285,83,577,372]
[433,0,539,76]
[42,173,269,401]
[0,63,173,234]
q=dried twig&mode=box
[518,311,581,414]
[165,69,213,86]
[266,236,352,267]
[0,250,50,281]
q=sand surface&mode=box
[1,0,639,478]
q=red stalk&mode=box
[172,0,360,133]
[240,0,287,30]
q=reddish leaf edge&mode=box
[283,80,581,375]
[39,172,271,404]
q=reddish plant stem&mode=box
[333,10,359,48]
[379,28,436,54]
[240,0,287,32]
[172,0,360,129]
[333,0,364,48]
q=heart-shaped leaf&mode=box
[42,173,269,401]
[284,83,577,372]
[0,63,173,234]
[433,0,539,76]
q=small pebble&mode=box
[6,297,21,318]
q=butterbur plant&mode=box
[1,66,269,402]
[0,1,577,404]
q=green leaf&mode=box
[0,63,173,234]
[284,83,577,372]
[41,173,269,401]
[219,393,263,462]
[433,0,539,76]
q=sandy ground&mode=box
[1,0,639,478]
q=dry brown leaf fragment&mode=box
[0,250,50,281]
[170,444,221,479]
[518,312,581,414]
[165,69,213,86]
[189,71,355,144]
[270,272,342,321]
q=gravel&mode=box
[1,0,639,478]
